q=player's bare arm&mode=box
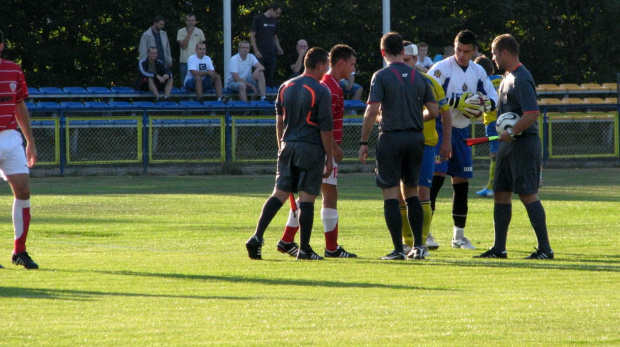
[276,115,284,150]
[439,110,453,160]
[320,130,334,178]
[359,103,380,164]
[15,101,37,168]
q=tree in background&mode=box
[1,0,618,89]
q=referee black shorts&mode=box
[494,134,542,195]
[276,141,325,196]
[375,130,424,189]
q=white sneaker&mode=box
[402,244,413,255]
[452,237,476,250]
[426,233,440,250]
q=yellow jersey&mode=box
[421,72,450,146]
[483,75,502,125]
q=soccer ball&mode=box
[496,112,521,135]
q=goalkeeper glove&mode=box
[449,92,483,119]
[477,92,496,112]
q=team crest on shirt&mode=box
[10,83,17,92]
[433,70,442,78]
[461,83,468,92]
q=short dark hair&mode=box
[381,32,404,56]
[0,30,4,44]
[329,44,356,67]
[304,47,329,70]
[185,13,195,19]
[475,56,495,75]
[455,29,477,48]
[492,34,520,56]
[269,2,282,11]
[154,15,165,24]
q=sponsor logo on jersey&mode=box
[10,83,17,92]
[433,70,442,78]
[462,83,468,92]
[464,166,473,172]
[402,73,409,78]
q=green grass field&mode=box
[1,168,619,346]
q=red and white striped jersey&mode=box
[0,59,28,131]
[321,73,344,144]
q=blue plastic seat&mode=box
[38,87,67,95]
[37,102,67,109]
[86,87,115,95]
[60,101,87,109]
[156,101,182,109]
[84,101,110,109]
[227,100,251,108]
[25,101,40,110]
[108,101,135,109]
[28,88,43,96]
[110,86,137,95]
[63,87,89,94]
[179,100,203,108]
[132,101,156,108]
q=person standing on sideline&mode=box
[246,47,334,260]
[0,30,38,269]
[277,44,359,259]
[139,15,173,68]
[475,34,554,260]
[474,55,502,198]
[427,30,498,250]
[359,32,438,260]
[250,2,284,88]
[399,41,452,257]
[177,13,205,84]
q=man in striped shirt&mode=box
[0,30,38,269]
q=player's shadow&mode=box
[54,269,459,292]
[0,286,258,301]
[425,257,620,272]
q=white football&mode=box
[496,112,521,135]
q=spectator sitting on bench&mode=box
[226,40,267,102]
[184,41,225,103]
[339,71,363,101]
[138,46,173,101]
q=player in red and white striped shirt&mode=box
[0,30,38,269]
[277,44,358,258]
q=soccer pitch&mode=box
[1,168,618,346]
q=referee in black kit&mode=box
[246,47,334,261]
[359,32,438,260]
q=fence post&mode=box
[142,110,149,174]
[59,111,66,176]
[225,109,232,162]
[542,106,549,163]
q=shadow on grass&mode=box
[425,258,620,272]
[0,286,257,301]
[49,269,458,292]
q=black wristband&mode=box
[359,141,369,146]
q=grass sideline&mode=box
[0,168,618,345]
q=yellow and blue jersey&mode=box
[420,71,450,146]
[483,74,502,125]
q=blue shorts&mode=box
[184,75,213,91]
[485,121,499,154]
[418,145,435,187]
[339,80,362,97]
[434,126,473,178]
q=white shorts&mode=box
[0,129,29,180]
[322,157,338,185]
